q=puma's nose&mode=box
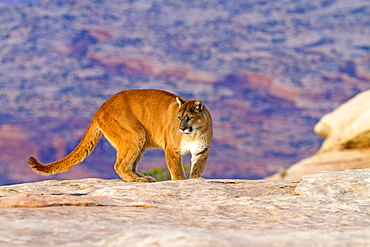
[180,126,187,132]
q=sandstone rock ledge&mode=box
[1,170,370,247]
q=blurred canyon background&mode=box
[0,0,369,185]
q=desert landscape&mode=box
[1,1,370,246]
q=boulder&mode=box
[314,90,370,151]
[269,90,370,179]
[0,172,369,246]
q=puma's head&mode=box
[176,98,207,135]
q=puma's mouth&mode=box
[180,129,192,135]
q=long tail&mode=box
[28,120,102,175]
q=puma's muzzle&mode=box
[180,126,193,135]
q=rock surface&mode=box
[270,90,370,179]
[1,0,370,185]
[269,149,370,180]
[295,169,370,203]
[1,170,370,246]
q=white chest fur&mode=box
[180,138,208,156]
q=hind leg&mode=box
[114,147,154,182]
[132,149,156,182]
[100,119,154,182]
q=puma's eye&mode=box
[186,117,193,121]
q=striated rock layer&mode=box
[1,169,370,246]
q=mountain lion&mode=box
[28,89,213,182]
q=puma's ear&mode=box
[176,97,186,107]
[194,99,204,112]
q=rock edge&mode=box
[1,170,369,246]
